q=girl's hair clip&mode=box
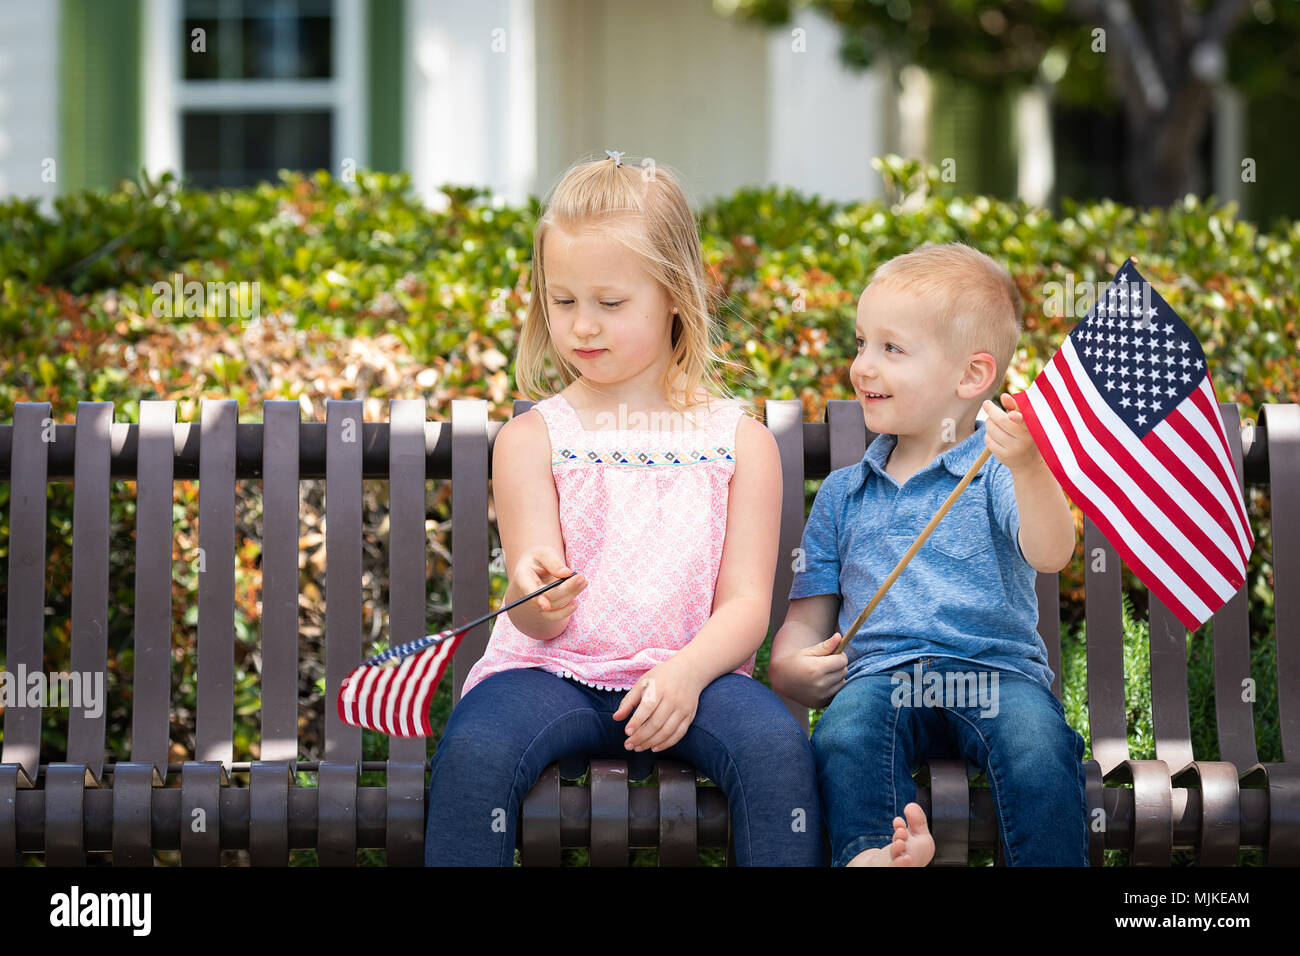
[604,149,625,167]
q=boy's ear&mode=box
[957,352,998,399]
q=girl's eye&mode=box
[601,300,624,308]
[550,297,573,306]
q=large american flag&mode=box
[1013,258,1253,631]
[337,574,577,736]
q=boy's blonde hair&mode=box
[515,154,747,418]
[867,242,1022,402]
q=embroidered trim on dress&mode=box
[551,667,635,692]
[551,446,735,467]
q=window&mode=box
[169,0,360,189]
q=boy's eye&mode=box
[854,338,901,353]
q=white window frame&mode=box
[143,0,365,184]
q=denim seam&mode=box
[680,722,750,865]
[889,696,902,841]
[942,706,1013,864]
[507,706,604,866]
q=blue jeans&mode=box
[812,655,1089,866]
[425,667,827,865]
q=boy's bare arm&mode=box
[770,594,847,709]
[1010,457,1076,573]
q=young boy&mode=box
[771,243,1089,867]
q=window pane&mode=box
[183,17,222,80]
[240,6,332,79]
[183,0,333,80]
[182,110,332,189]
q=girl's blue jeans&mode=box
[424,666,827,865]
[812,655,1090,866]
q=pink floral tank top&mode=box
[460,391,755,697]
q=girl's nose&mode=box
[573,307,600,337]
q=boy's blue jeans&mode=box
[813,655,1089,866]
[425,667,827,865]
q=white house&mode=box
[0,0,1255,214]
[0,0,899,210]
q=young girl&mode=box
[424,152,826,866]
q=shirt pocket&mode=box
[927,494,995,560]
[887,492,994,561]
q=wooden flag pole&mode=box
[832,447,992,655]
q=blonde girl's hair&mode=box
[513,153,752,421]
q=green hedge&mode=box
[1,159,1294,864]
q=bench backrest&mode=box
[1,398,1294,788]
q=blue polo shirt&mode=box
[788,419,1053,690]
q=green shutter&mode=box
[1246,91,1300,225]
[367,0,405,172]
[59,0,142,193]
[928,73,1016,200]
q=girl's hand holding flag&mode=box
[336,572,580,737]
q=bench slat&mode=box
[657,761,697,866]
[259,401,301,765]
[768,398,811,731]
[196,399,237,771]
[67,401,113,783]
[450,399,491,704]
[1,403,51,786]
[1256,404,1300,864]
[1149,594,1195,774]
[386,399,429,765]
[384,399,431,866]
[1083,517,1128,775]
[324,400,364,761]
[131,401,176,781]
[1261,404,1300,762]
[589,759,630,865]
[1212,403,1258,770]
[1036,571,1063,701]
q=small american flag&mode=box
[337,573,577,736]
[1013,258,1253,631]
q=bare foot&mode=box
[843,802,934,867]
[888,802,934,867]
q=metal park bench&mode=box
[1,397,1296,865]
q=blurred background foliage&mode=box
[1,159,1294,864]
